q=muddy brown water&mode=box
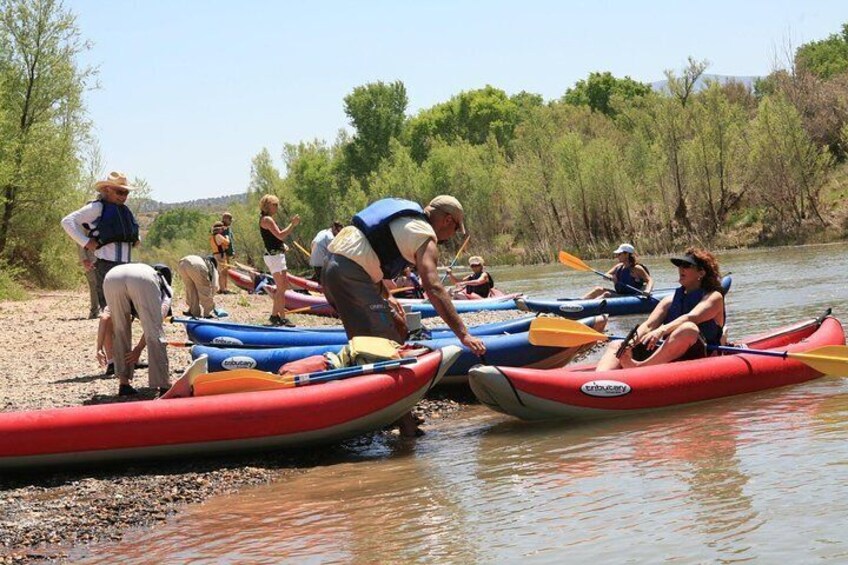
[75,244,848,562]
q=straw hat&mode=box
[468,255,484,266]
[94,171,135,192]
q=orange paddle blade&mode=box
[529,317,610,347]
[192,369,294,396]
[558,250,593,272]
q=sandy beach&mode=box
[0,287,518,562]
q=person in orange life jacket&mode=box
[210,221,232,294]
[61,171,140,311]
[595,248,726,371]
[582,243,653,299]
[321,196,487,437]
[259,194,300,327]
[447,255,494,298]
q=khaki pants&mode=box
[103,264,170,388]
[178,255,218,317]
[216,253,229,289]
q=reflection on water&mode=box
[77,245,848,562]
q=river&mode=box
[75,244,848,563]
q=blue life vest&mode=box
[664,287,723,346]
[614,263,648,295]
[352,199,426,279]
[86,201,139,248]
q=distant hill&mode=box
[651,74,759,93]
[135,192,248,214]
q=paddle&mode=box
[558,250,653,299]
[528,317,848,376]
[292,240,312,260]
[188,358,418,397]
[440,235,472,284]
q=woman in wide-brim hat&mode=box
[596,247,726,371]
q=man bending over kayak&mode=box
[595,248,725,371]
[322,195,487,437]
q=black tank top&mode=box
[259,215,284,253]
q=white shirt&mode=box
[61,200,137,263]
[310,228,335,268]
[328,217,436,283]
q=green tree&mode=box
[145,208,212,248]
[746,95,831,233]
[0,0,94,265]
[406,86,527,162]
[343,80,408,184]
[796,23,848,80]
[562,71,652,116]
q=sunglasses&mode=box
[112,188,130,196]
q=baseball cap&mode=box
[613,243,635,255]
[428,195,466,234]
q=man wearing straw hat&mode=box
[322,195,487,436]
[62,171,140,311]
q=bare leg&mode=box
[595,340,625,371]
[271,271,288,318]
[620,323,700,369]
[582,286,608,300]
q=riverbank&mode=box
[0,289,516,562]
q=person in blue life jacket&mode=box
[583,243,653,299]
[595,248,726,371]
[61,171,140,311]
[322,195,487,437]
[447,255,494,298]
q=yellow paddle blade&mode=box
[789,345,848,377]
[558,250,593,272]
[529,317,610,347]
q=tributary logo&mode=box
[559,304,584,313]
[222,356,257,370]
[580,380,631,397]
[212,336,244,345]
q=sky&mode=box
[66,0,847,203]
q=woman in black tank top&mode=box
[258,194,300,326]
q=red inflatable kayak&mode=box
[0,347,461,469]
[469,316,845,421]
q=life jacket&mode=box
[614,263,649,294]
[259,214,284,253]
[85,201,139,248]
[465,270,494,298]
[664,287,723,346]
[210,233,229,256]
[352,199,426,279]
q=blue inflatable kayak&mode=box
[182,316,537,347]
[191,315,607,384]
[406,293,522,317]
[516,276,732,318]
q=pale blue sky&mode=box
[67,0,847,202]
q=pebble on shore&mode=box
[0,288,527,561]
